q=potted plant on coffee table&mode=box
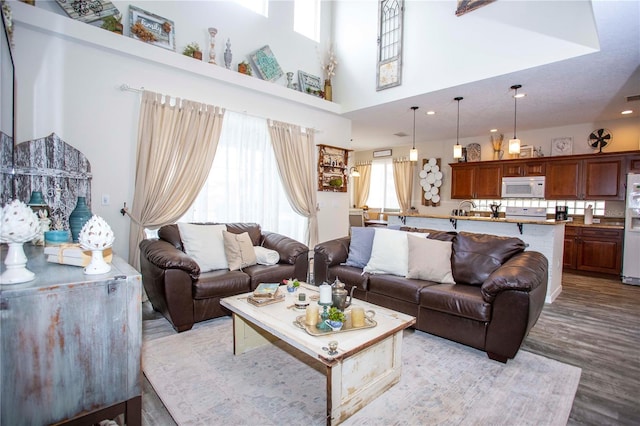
[183,42,203,60]
[326,307,346,331]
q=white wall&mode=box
[12,1,351,260]
[333,0,599,112]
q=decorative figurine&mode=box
[208,27,217,64]
[286,72,294,89]
[224,38,232,69]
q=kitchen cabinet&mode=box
[450,150,639,201]
[563,226,623,275]
[502,160,545,177]
[450,163,502,199]
[0,246,142,425]
[545,156,625,200]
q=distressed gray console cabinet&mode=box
[0,245,141,425]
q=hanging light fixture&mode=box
[410,106,419,162]
[508,84,522,155]
[453,97,463,159]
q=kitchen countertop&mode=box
[565,222,624,230]
[387,212,568,226]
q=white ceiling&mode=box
[344,1,640,151]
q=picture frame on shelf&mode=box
[519,145,534,158]
[250,45,283,82]
[551,137,573,156]
[298,71,322,97]
[128,5,175,51]
[55,0,120,24]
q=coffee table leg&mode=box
[231,313,278,355]
[326,332,403,425]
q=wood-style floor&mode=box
[140,272,640,426]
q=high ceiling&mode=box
[344,1,640,151]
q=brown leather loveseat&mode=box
[140,223,308,332]
[313,228,547,362]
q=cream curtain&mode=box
[354,162,372,208]
[267,120,318,250]
[126,90,225,270]
[393,158,414,213]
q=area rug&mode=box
[142,317,580,425]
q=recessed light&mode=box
[426,111,436,115]
[621,110,633,115]
[490,129,498,133]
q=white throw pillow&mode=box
[254,246,280,265]
[406,234,455,284]
[177,223,228,272]
[363,229,427,277]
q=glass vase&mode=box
[69,196,92,242]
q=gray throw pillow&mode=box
[344,227,376,268]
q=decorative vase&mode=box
[193,51,203,60]
[324,79,332,101]
[286,72,294,89]
[78,215,115,275]
[224,38,232,69]
[208,27,217,64]
[69,197,92,243]
[1,242,35,284]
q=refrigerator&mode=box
[622,173,640,285]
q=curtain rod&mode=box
[120,84,144,93]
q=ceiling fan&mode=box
[588,128,612,153]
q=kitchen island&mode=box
[387,213,567,303]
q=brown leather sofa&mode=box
[313,228,547,363]
[140,223,308,332]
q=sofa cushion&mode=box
[368,274,438,304]
[364,229,427,277]
[344,227,375,268]
[225,223,262,246]
[406,234,455,284]
[177,223,228,272]
[452,232,526,286]
[419,283,491,322]
[223,231,257,271]
[192,270,251,299]
[326,265,370,291]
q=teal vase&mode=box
[69,196,92,242]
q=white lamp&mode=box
[410,106,418,161]
[508,84,522,156]
[453,97,463,159]
[349,167,360,177]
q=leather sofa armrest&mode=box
[481,251,548,303]
[313,237,350,285]
[261,231,309,265]
[139,238,200,281]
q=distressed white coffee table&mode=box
[220,283,415,425]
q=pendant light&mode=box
[410,106,419,162]
[508,84,522,155]
[453,97,463,159]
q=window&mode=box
[376,0,404,90]
[366,159,399,210]
[232,0,268,17]
[294,0,320,41]
[180,111,307,243]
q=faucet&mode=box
[457,200,476,216]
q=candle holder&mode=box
[316,301,332,332]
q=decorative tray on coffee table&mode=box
[293,314,377,336]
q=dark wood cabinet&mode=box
[545,159,582,199]
[502,160,545,177]
[450,150,639,201]
[450,164,501,199]
[563,226,623,275]
[583,157,625,199]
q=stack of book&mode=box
[247,283,284,307]
[45,244,113,267]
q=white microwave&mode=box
[501,176,545,198]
